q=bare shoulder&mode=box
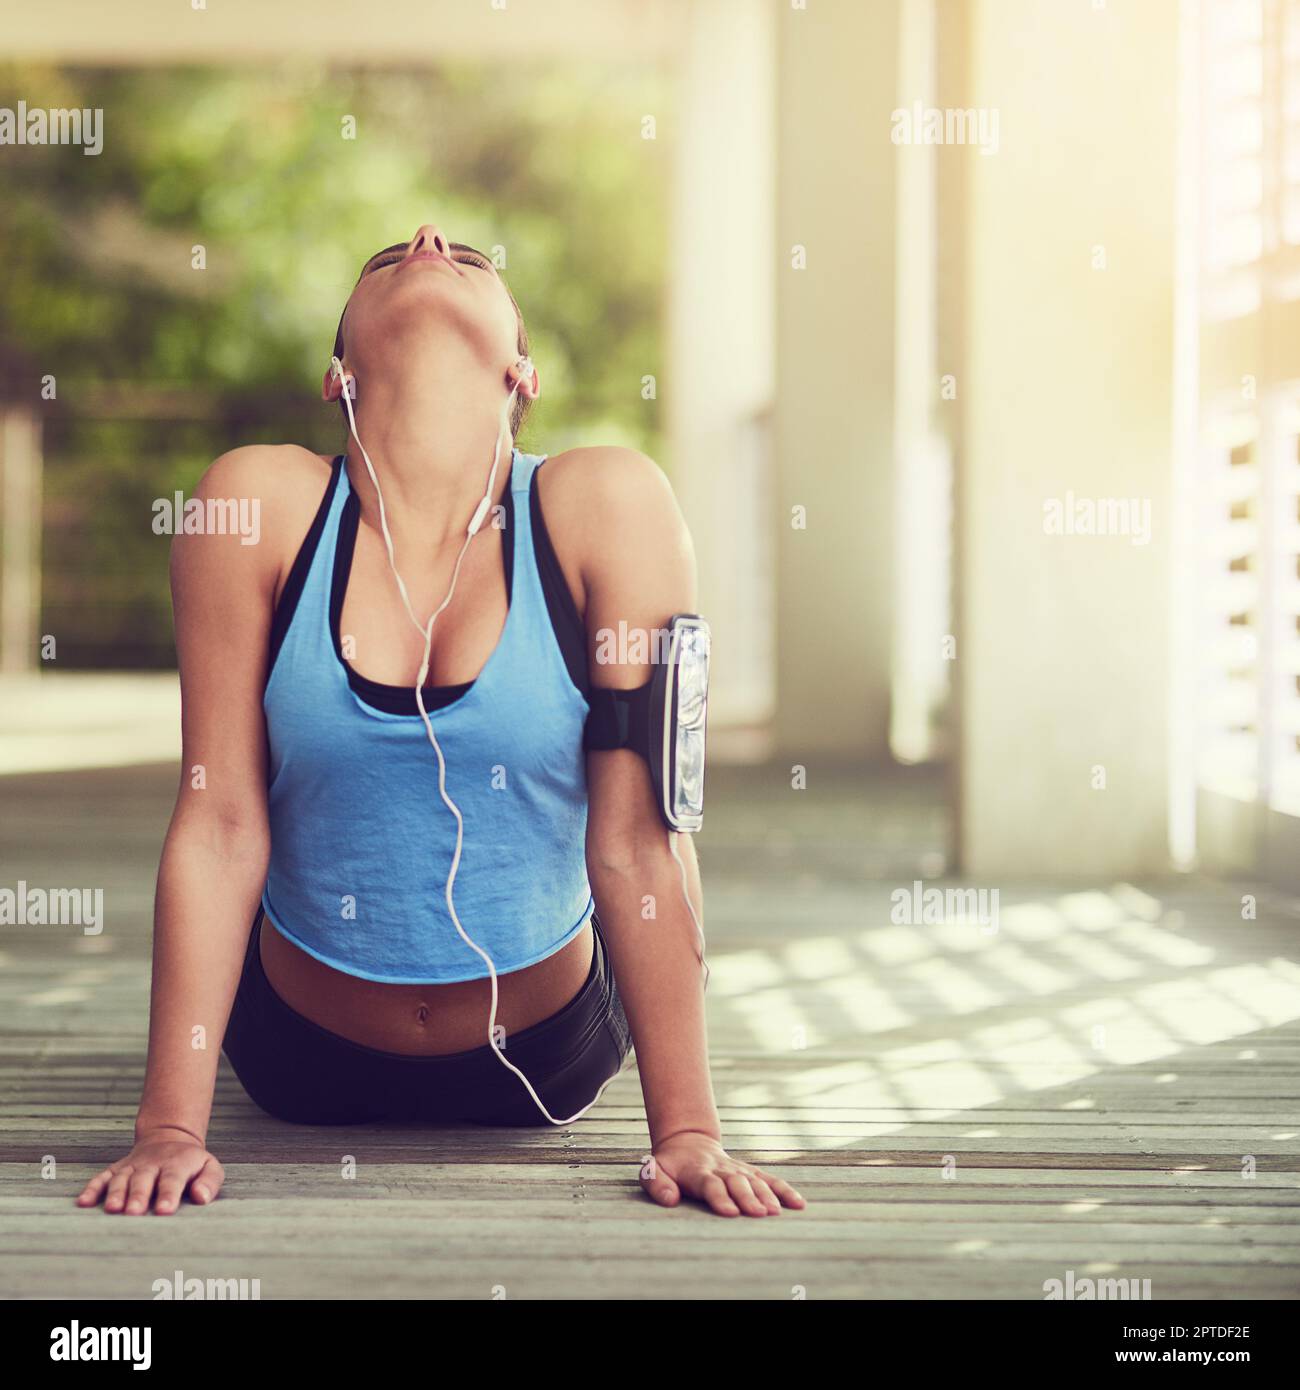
[194,442,335,510]
[173,443,339,599]
[539,445,691,552]
[537,445,696,604]
[539,444,678,514]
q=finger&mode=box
[103,1167,134,1214]
[746,1173,783,1215]
[700,1174,740,1217]
[723,1171,770,1218]
[639,1164,681,1209]
[756,1170,806,1210]
[188,1156,224,1205]
[153,1165,193,1216]
[123,1166,160,1216]
[76,1168,116,1207]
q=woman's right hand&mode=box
[76,1127,225,1215]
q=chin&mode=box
[363,308,492,361]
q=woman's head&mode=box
[327,224,535,437]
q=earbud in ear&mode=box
[512,356,534,391]
[330,356,356,400]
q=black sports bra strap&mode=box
[267,455,344,675]
[529,464,590,699]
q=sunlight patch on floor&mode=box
[708,887,1300,1147]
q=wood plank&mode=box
[4,1254,1297,1301]
[3,761,1300,1299]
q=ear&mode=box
[323,361,353,403]
[509,360,540,401]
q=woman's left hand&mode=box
[641,1131,807,1217]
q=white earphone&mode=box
[329,351,625,1124]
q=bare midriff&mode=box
[258,917,595,1055]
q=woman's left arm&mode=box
[557,446,805,1218]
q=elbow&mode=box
[587,847,638,880]
[168,796,271,871]
[586,825,675,880]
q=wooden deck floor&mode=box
[2,760,1298,1299]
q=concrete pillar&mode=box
[772,0,900,761]
[1,408,43,675]
[955,0,1180,877]
[667,0,777,739]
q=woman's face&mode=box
[336,223,522,377]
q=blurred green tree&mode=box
[0,62,668,666]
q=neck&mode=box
[342,349,514,550]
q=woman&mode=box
[76,224,804,1220]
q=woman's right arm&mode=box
[78,445,295,1216]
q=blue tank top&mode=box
[260,447,595,984]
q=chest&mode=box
[337,519,511,689]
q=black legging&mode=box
[222,907,632,1126]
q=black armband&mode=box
[582,613,710,832]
